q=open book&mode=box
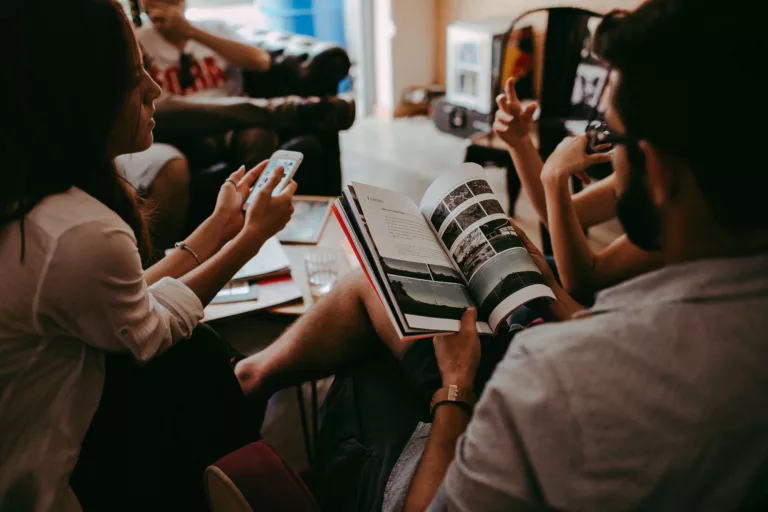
[332,164,555,341]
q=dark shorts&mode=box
[310,308,540,511]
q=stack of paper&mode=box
[231,237,291,282]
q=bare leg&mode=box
[146,157,190,256]
[235,271,414,396]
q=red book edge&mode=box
[332,204,435,342]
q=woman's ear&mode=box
[640,139,677,208]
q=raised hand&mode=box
[148,3,193,39]
[493,77,538,149]
[541,135,613,185]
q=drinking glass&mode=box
[304,250,338,299]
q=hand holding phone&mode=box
[243,150,303,211]
[239,161,297,253]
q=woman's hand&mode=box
[493,78,537,149]
[239,165,297,250]
[541,135,613,186]
[209,163,263,246]
[433,308,481,389]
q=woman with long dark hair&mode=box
[0,1,295,510]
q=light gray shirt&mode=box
[426,254,768,511]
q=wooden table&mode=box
[204,205,353,323]
[268,213,352,318]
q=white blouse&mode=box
[0,187,204,511]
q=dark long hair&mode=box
[1,0,151,259]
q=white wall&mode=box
[373,0,395,112]
[373,0,435,114]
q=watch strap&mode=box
[430,384,477,416]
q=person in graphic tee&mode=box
[138,0,271,99]
[117,0,273,258]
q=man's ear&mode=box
[639,140,677,207]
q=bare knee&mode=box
[346,270,412,357]
[150,156,190,202]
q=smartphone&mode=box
[243,150,303,210]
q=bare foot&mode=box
[234,357,263,396]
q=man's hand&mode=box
[541,135,613,186]
[405,308,480,512]
[434,308,481,389]
[493,77,537,149]
[148,3,194,39]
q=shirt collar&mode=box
[590,252,768,314]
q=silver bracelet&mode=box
[174,241,201,266]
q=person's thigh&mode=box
[71,325,252,511]
[115,143,184,195]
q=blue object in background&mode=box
[261,0,346,48]
[261,0,350,92]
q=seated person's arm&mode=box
[426,331,572,512]
[143,165,261,286]
[494,78,616,230]
[587,234,664,293]
[144,164,295,305]
[570,174,620,229]
[187,24,271,72]
[403,309,481,512]
[149,4,271,72]
[509,220,586,321]
[493,78,547,225]
[541,136,662,297]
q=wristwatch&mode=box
[430,384,477,416]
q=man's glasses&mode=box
[179,52,195,90]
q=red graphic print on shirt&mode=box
[150,56,226,96]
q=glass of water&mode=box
[304,250,338,299]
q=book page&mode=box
[349,183,491,335]
[419,164,555,331]
[354,182,454,267]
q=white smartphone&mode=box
[243,150,303,210]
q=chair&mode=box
[206,441,319,512]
